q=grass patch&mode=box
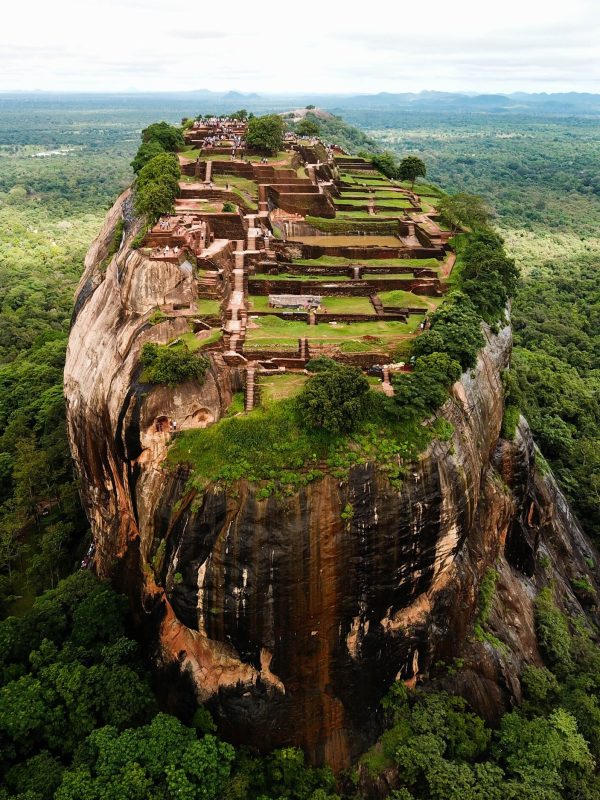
[291,235,403,247]
[338,191,412,200]
[225,391,245,417]
[362,273,415,282]
[501,404,521,439]
[171,332,206,351]
[377,290,431,308]
[334,198,373,206]
[168,391,436,497]
[198,298,222,315]
[334,210,405,220]
[245,315,421,351]
[197,329,223,349]
[319,296,375,314]
[374,199,413,209]
[246,151,291,164]
[248,295,284,313]
[259,372,308,402]
[305,216,400,233]
[212,174,258,208]
[396,181,443,196]
[179,148,202,159]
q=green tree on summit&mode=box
[437,193,490,233]
[297,118,320,137]
[131,140,165,174]
[131,122,185,175]
[297,365,370,434]
[399,156,427,188]
[141,121,184,153]
[246,114,285,155]
[370,151,400,179]
[134,153,180,220]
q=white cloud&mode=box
[0,0,598,92]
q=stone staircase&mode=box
[244,365,259,412]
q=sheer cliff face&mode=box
[65,197,599,769]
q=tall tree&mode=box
[399,156,426,188]
[437,193,490,233]
[246,115,285,155]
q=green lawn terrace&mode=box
[275,216,447,262]
[248,260,444,298]
[180,149,296,167]
[241,278,435,364]
[248,294,377,315]
[176,176,259,213]
[243,314,424,358]
[258,371,309,403]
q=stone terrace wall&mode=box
[248,278,441,295]
[268,189,336,219]
[206,214,246,241]
[286,244,444,260]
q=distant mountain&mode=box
[3,89,600,117]
[221,90,261,100]
[327,90,600,115]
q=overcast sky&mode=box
[1,0,599,94]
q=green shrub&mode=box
[192,706,217,734]
[437,193,490,233]
[148,308,167,325]
[140,343,210,387]
[370,151,399,179]
[222,201,237,212]
[412,294,484,370]
[99,217,124,271]
[521,665,560,707]
[392,352,462,416]
[305,356,338,373]
[535,587,573,673]
[130,225,150,250]
[570,577,596,602]
[501,405,521,439]
[458,228,518,323]
[297,366,370,434]
[476,568,498,627]
[137,152,180,188]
